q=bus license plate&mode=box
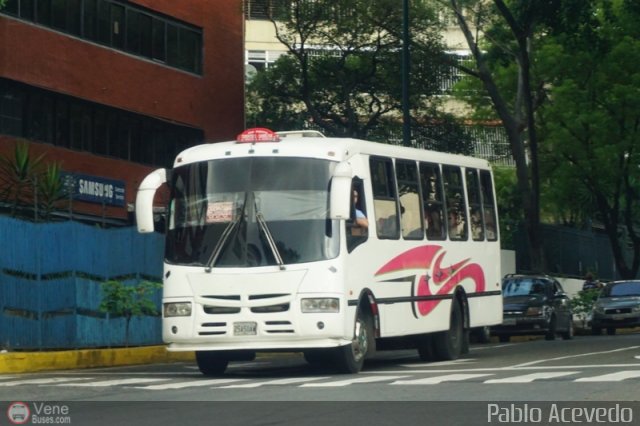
[234,322,257,336]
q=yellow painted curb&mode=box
[0,346,195,374]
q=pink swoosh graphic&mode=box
[375,245,485,317]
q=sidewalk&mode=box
[0,346,194,374]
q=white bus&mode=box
[135,128,502,375]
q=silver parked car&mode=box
[591,280,640,335]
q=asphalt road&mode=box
[2,332,639,425]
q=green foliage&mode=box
[37,162,67,221]
[0,142,67,221]
[99,280,162,347]
[537,0,640,278]
[493,166,520,250]
[0,141,45,217]
[570,288,600,328]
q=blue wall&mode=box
[0,217,164,350]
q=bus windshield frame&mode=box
[165,157,340,268]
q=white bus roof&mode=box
[173,129,491,170]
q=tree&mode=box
[248,0,454,141]
[538,0,640,279]
[99,280,162,347]
[443,0,560,271]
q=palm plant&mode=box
[0,141,45,218]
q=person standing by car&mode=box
[582,272,602,291]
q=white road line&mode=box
[0,377,94,386]
[512,346,640,368]
[392,373,492,385]
[575,371,640,382]
[485,372,578,384]
[399,359,477,368]
[62,378,166,387]
[301,375,408,387]
[136,378,247,390]
[364,363,640,375]
[219,377,330,388]
[470,344,515,351]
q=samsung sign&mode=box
[62,173,126,207]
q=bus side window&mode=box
[369,156,399,239]
[443,165,468,241]
[396,160,423,240]
[420,163,446,240]
[480,170,498,241]
[466,168,485,241]
[347,178,369,252]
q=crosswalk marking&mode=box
[5,368,640,390]
[575,371,640,382]
[0,377,93,386]
[392,373,492,385]
[61,378,166,387]
[485,372,578,384]
[300,375,408,387]
[137,378,246,390]
[219,377,330,388]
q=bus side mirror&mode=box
[135,168,167,233]
[330,161,352,220]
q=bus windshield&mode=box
[165,157,340,267]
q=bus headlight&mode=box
[164,302,192,317]
[301,298,339,313]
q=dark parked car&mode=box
[492,274,574,342]
[591,280,640,335]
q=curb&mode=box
[0,346,195,374]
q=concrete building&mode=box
[0,0,245,224]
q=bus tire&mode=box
[433,300,463,361]
[334,309,373,374]
[196,351,229,376]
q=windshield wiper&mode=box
[205,194,247,272]
[255,211,285,270]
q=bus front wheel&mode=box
[335,309,373,374]
[196,351,229,376]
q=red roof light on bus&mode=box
[236,128,280,143]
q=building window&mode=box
[0,81,24,137]
[1,0,203,75]
[0,78,203,168]
[245,0,289,21]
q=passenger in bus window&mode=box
[426,206,443,239]
[471,208,484,240]
[484,208,497,240]
[353,190,369,230]
[448,210,464,238]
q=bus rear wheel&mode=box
[335,309,373,374]
[433,300,463,361]
[196,351,229,376]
